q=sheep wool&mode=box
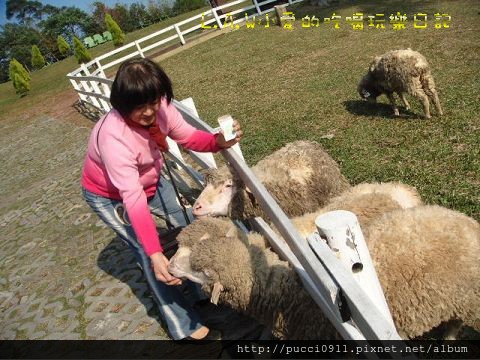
[194,140,350,220]
[358,48,443,118]
[174,217,338,340]
[365,205,480,339]
[172,206,480,340]
[289,181,423,238]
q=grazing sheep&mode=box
[290,181,422,238]
[358,48,443,118]
[192,140,350,220]
[169,217,338,340]
[169,206,480,340]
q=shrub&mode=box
[105,13,125,47]
[57,36,71,58]
[31,45,46,70]
[73,36,92,64]
[9,59,30,96]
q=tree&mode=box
[91,2,109,32]
[9,58,31,96]
[128,3,151,29]
[172,0,207,15]
[31,45,46,69]
[40,6,98,40]
[57,35,71,57]
[147,0,172,23]
[6,0,44,25]
[105,14,125,47]
[73,36,92,64]
[13,73,31,96]
[0,24,43,75]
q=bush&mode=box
[57,36,71,58]
[31,45,46,70]
[13,73,31,96]
[73,36,92,64]
[105,13,125,47]
[9,59,31,96]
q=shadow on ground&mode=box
[343,99,419,119]
[73,100,104,123]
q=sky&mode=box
[0,0,175,26]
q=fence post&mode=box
[212,8,223,29]
[174,24,186,45]
[135,40,145,58]
[252,0,262,15]
[69,77,89,103]
[79,64,102,109]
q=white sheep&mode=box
[364,205,480,339]
[169,217,338,340]
[169,206,480,340]
[192,140,350,220]
[358,48,443,118]
[289,181,423,238]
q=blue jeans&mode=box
[82,175,203,340]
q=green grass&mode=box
[160,0,480,220]
[1,0,478,221]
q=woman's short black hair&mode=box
[110,57,174,118]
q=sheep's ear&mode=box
[369,56,381,72]
[210,282,224,305]
[199,168,216,183]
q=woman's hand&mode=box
[150,252,182,286]
[216,120,243,149]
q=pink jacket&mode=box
[82,98,220,256]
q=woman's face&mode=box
[128,99,160,126]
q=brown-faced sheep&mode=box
[169,206,480,340]
[358,49,443,119]
[192,140,350,220]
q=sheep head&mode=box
[193,165,255,219]
[168,217,255,305]
[358,73,381,102]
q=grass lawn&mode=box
[1,0,478,221]
[160,0,480,221]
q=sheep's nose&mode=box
[194,203,202,211]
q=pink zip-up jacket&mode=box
[82,98,221,256]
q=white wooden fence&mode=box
[66,1,418,350]
[67,0,305,83]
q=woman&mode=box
[81,58,242,340]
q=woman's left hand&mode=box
[216,120,243,149]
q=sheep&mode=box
[192,140,350,220]
[364,205,480,339]
[358,48,443,119]
[289,181,423,238]
[168,216,338,340]
[168,206,480,340]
